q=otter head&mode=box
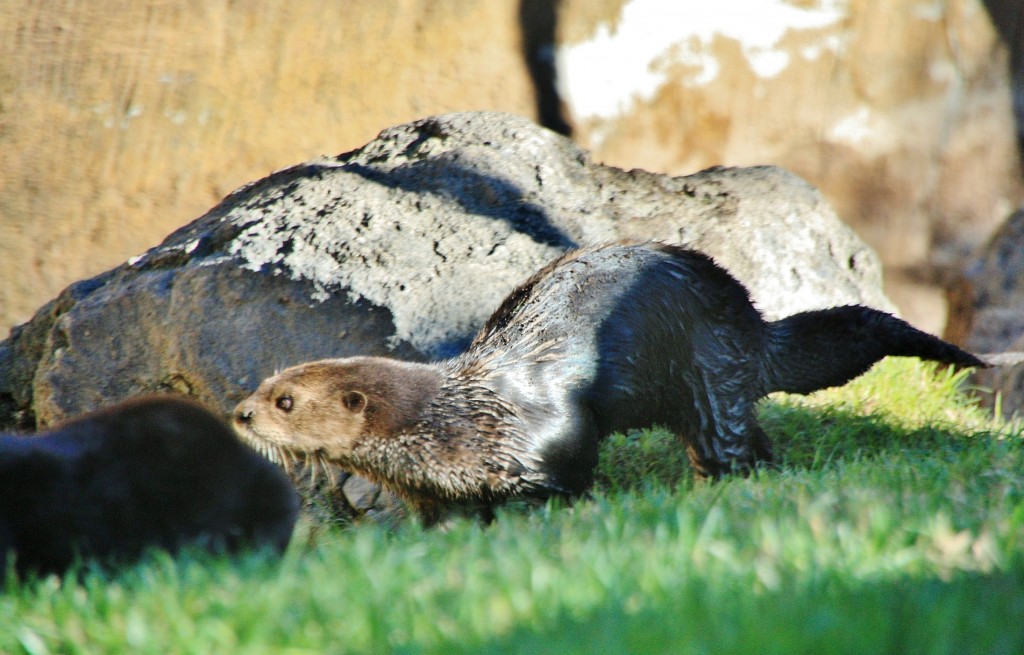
[233,356,442,466]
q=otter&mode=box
[1,395,300,576]
[233,241,987,525]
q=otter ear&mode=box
[342,390,367,414]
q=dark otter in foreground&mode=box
[234,241,987,525]
[1,395,299,576]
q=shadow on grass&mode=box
[594,400,999,495]
[758,401,992,472]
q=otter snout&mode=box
[234,405,255,426]
[232,398,262,441]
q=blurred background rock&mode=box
[2,0,1021,338]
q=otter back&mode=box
[456,241,984,486]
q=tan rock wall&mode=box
[2,0,1021,338]
[0,0,536,333]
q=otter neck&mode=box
[347,372,542,503]
[357,361,446,438]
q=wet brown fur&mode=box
[236,357,539,524]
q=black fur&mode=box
[762,305,985,395]
[466,242,987,486]
[1,396,299,577]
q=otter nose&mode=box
[235,408,254,425]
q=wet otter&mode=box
[1,395,299,576]
[233,241,987,524]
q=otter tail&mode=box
[761,305,988,395]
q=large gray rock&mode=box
[946,208,1024,418]
[0,111,894,521]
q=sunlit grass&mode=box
[3,359,1023,654]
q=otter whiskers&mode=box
[246,438,334,487]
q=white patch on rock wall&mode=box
[800,34,843,61]
[750,50,792,78]
[912,1,943,21]
[556,0,848,121]
[827,106,902,158]
[829,106,873,145]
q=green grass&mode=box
[3,359,1023,654]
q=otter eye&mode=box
[275,395,294,412]
[342,391,366,413]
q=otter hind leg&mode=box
[751,423,774,463]
[676,353,773,478]
[679,416,772,479]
